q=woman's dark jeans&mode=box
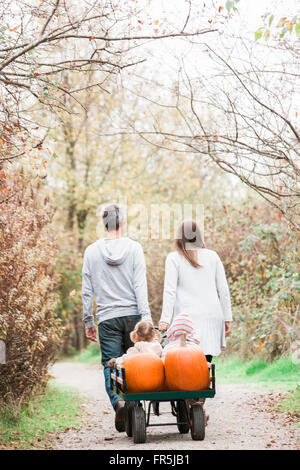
[98,315,141,409]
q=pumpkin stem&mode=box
[180,333,187,347]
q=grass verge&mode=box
[0,383,84,450]
[73,343,101,365]
[214,356,299,389]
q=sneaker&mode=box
[115,400,126,432]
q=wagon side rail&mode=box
[110,362,216,401]
[110,364,127,395]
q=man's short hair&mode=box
[102,204,124,232]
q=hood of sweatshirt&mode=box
[97,237,132,266]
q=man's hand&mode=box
[107,358,117,369]
[225,321,232,337]
[85,326,97,342]
[158,321,169,332]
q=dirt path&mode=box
[49,361,299,450]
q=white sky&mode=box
[119,0,299,86]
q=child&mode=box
[107,320,162,368]
[161,312,203,359]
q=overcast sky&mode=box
[119,0,299,86]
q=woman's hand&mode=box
[158,321,170,332]
[225,321,232,337]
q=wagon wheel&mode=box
[132,405,146,444]
[176,400,190,434]
[125,402,135,437]
[190,404,205,441]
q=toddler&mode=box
[108,320,162,368]
[162,313,204,360]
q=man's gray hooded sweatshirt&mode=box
[82,237,151,328]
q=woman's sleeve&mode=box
[160,254,179,325]
[215,253,233,321]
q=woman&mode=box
[159,220,233,364]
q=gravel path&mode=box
[49,361,299,450]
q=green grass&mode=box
[213,356,300,390]
[0,384,84,450]
[73,342,101,364]
[275,385,300,425]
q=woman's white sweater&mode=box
[160,249,233,356]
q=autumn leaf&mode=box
[277,17,287,28]
[2,125,13,133]
[10,25,20,32]
[154,20,159,25]
[41,160,47,168]
[154,28,159,33]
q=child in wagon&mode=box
[162,312,207,359]
[107,320,162,368]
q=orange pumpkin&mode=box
[164,334,210,391]
[123,353,165,393]
[160,378,169,392]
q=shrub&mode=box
[0,168,62,406]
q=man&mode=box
[82,203,152,431]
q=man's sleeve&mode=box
[82,249,95,328]
[133,243,152,321]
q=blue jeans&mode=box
[98,315,141,409]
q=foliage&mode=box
[0,168,62,404]
[255,14,300,40]
[227,216,299,360]
[0,383,83,450]
[55,240,86,353]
